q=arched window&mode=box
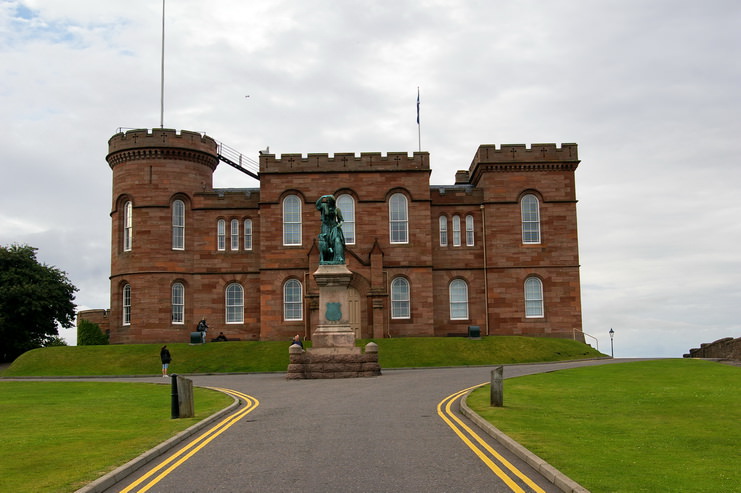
[524,277,544,318]
[452,215,461,246]
[230,219,239,251]
[122,284,131,325]
[390,277,410,319]
[389,193,408,244]
[521,194,541,244]
[283,279,303,321]
[225,283,244,323]
[439,216,448,246]
[283,195,302,246]
[172,200,185,250]
[171,282,184,324]
[337,194,356,245]
[243,219,253,250]
[123,201,133,252]
[449,279,469,320]
[466,214,475,246]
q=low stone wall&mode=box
[287,342,381,379]
[684,337,741,360]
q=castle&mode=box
[81,128,583,344]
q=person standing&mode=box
[160,345,172,377]
[197,318,208,344]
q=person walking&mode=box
[160,345,172,377]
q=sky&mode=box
[1,0,739,357]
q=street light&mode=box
[609,328,615,358]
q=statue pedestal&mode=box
[286,263,381,379]
[312,263,357,350]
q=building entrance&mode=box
[348,287,361,338]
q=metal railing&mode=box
[573,328,599,351]
[216,142,260,180]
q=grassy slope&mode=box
[467,359,741,493]
[1,336,604,376]
[1,381,232,493]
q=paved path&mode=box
[83,358,648,493]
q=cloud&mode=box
[1,0,740,357]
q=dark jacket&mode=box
[160,348,172,364]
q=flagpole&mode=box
[417,87,421,152]
[160,0,165,128]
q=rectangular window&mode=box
[172,200,185,250]
[452,215,461,246]
[244,219,252,250]
[123,201,133,252]
[465,215,475,246]
[230,219,239,251]
[122,285,131,325]
[439,216,448,246]
[217,220,226,251]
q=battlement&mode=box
[260,151,430,174]
[473,143,578,164]
[108,128,218,155]
[467,143,579,185]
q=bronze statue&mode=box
[316,195,345,264]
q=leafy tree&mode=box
[0,244,77,361]
[44,336,69,347]
[77,319,109,346]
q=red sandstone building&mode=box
[83,128,583,344]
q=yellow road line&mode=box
[437,384,545,493]
[119,387,259,493]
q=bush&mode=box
[77,319,109,346]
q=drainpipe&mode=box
[481,204,490,336]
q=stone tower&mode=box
[106,129,219,343]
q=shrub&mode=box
[77,319,109,346]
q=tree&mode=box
[77,319,109,346]
[0,244,77,361]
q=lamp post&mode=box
[609,328,614,358]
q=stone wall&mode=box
[685,337,741,360]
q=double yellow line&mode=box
[437,384,545,493]
[120,387,259,493]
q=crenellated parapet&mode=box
[106,128,219,169]
[260,151,430,174]
[467,143,579,185]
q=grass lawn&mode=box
[1,336,604,376]
[467,359,741,493]
[0,381,233,493]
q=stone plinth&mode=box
[287,342,381,379]
[312,263,355,349]
[286,264,382,379]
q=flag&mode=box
[416,88,420,124]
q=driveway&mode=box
[88,358,640,493]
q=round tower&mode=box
[106,128,219,343]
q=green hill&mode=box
[1,336,604,377]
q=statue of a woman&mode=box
[315,195,345,264]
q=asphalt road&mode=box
[94,358,638,493]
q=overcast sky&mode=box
[1,1,739,357]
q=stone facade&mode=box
[101,128,583,344]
